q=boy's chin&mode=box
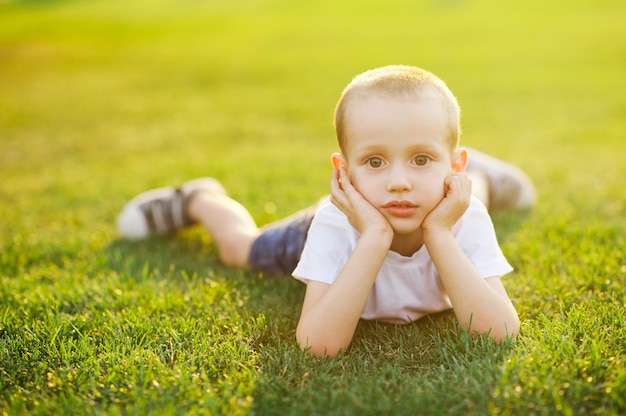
[389,220,425,236]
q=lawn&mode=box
[1,0,625,414]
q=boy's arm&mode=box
[422,173,520,340]
[295,166,393,358]
[296,233,389,357]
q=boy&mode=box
[118,65,534,357]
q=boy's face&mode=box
[341,94,459,236]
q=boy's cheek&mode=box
[345,168,358,185]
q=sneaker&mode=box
[117,177,225,239]
[466,148,537,210]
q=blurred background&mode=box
[1,0,625,231]
[1,2,625,413]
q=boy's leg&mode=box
[187,191,259,268]
[117,178,259,269]
[247,202,319,276]
[466,169,490,208]
[465,147,537,210]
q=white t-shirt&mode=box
[292,195,513,324]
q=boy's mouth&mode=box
[382,201,417,217]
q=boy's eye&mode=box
[414,155,429,166]
[367,157,383,168]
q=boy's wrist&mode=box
[360,226,394,249]
[422,225,454,247]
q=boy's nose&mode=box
[386,166,412,193]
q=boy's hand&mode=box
[330,166,393,240]
[422,172,472,233]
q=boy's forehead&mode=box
[347,88,445,111]
[341,93,455,152]
[344,91,449,119]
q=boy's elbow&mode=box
[466,310,519,342]
[500,311,520,340]
[296,330,345,359]
[488,327,517,343]
[481,316,520,342]
[303,344,341,359]
[501,316,520,341]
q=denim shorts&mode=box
[248,203,319,276]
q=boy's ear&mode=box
[452,147,468,173]
[331,153,347,170]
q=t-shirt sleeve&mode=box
[292,200,355,285]
[454,197,514,279]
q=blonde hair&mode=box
[334,65,461,152]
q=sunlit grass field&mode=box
[1,0,625,414]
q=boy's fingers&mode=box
[447,173,471,196]
[331,167,366,217]
[338,167,359,198]
[330,168,350,210]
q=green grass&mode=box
[1,0,625,414]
